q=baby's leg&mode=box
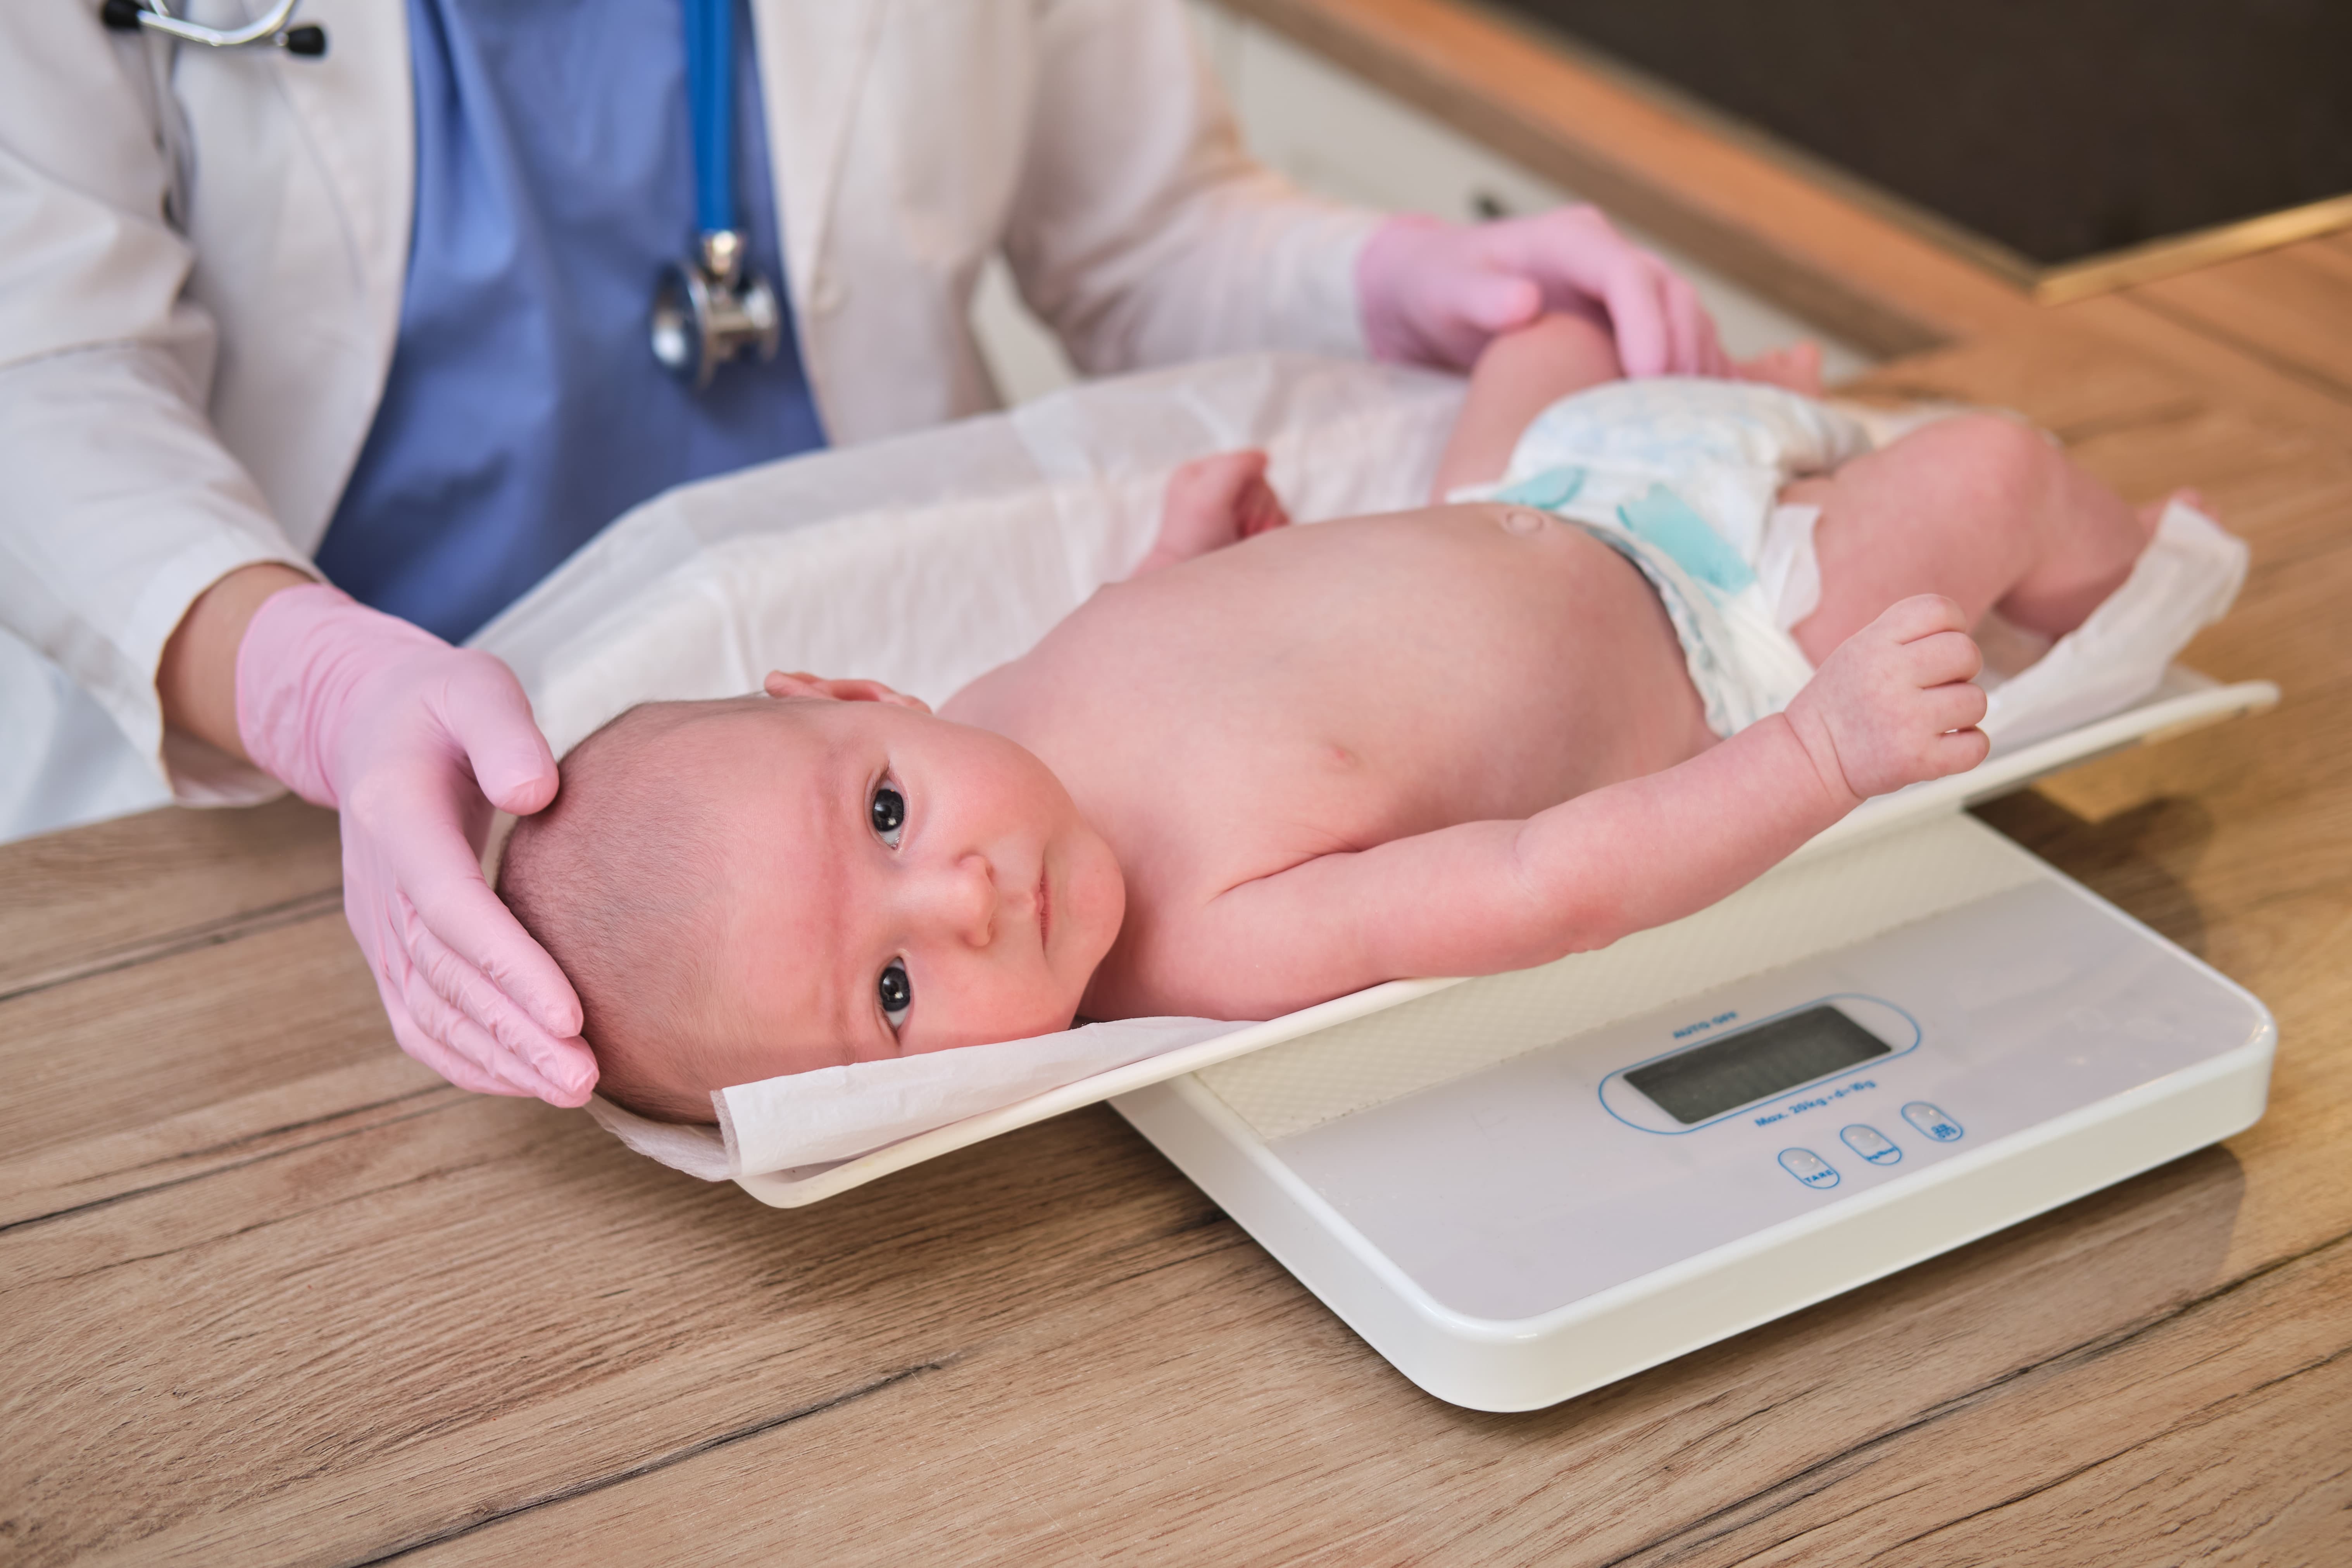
[1431,313,1624,500]
[1433,314,1830,501]
[1786,414,2159,664]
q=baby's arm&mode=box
[1132,450,1292,576]
[1141,596,1986,1018]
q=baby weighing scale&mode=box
[1108,671,2280,1411]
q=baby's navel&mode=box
[1498,507,1546,537]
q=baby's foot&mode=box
[1734,342,1824,397]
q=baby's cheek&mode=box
[918,967,1079,1053]
[1007,974,1085,1040]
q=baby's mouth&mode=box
[1037,864,1052,954]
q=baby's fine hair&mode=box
[498,703,732,1123]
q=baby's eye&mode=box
[869,781,905,847]
[878,959,913,1032]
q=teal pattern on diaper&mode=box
[1490,465,1585,509]
[1617,484,1755,595]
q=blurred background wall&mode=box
[970,4,1879,405]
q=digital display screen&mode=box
[1625,1006,1891,1125]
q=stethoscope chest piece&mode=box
[650,229,781,390]
[650,0,782,392]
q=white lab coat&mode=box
[0,0,1378,839]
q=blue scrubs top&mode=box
[318,0,828,644]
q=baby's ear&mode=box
[762,671,933,713]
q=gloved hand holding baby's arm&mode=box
[235,584,598,1105]
[1356,207,1731,379]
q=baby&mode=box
[500,316,2173,1123]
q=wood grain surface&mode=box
[5,250,2350,1568]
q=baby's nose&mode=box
[921,853,1000,946]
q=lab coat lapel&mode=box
[748,0,883,317]
[172,0,412,544]
[260,0,413,381]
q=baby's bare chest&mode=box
[987,507,1713,888]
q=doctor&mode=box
[0,0,1726,1107]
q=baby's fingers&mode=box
[1876,592,1970,643]
[1167,449,1269,505]
[1919,677,1990,736]
[1235,474,1292,537]
[1900,628,1985,689]
[1924,724,1992,778]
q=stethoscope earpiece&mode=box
[102,0,779,389]
[101,0,326,57]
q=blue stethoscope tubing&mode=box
[686,0,736,241]
[650,0,783,388]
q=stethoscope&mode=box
[100,0,326,56]
[648,0,781,389]
[99,0,777,393]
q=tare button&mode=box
[1778,1148,1840,1189]
[1903,1102,1966,1142]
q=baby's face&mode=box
[692,692,1126,1081]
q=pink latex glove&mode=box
[1357,207,1731,378]
[236,583,596,1105]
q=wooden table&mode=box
[8,154,2352,1568]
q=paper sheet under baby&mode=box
[472,354,2249,1193]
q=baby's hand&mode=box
[1784,594,1989,806]
[1135,450,1292,576]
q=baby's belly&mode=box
[1160,504,1719,852]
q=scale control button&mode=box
[1778,1148,1840,1189]
[1903,1102,1966,1142]
[1840,1124,1902,1165]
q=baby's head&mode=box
[499,677,1126,1122]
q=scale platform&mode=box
[1112,785,2275,1413]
